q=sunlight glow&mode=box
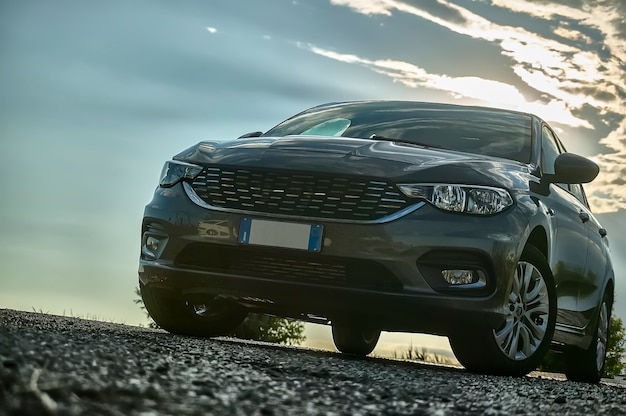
[306,44,590,128]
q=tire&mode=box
[332,323,381,356]
[140,282,247,337]
[449,245,556,377]
[564,290,612,383]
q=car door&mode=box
[568,183,610,323]
[539,126,590,330]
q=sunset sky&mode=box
[1,0,624,358]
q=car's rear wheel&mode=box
[140,282,247,337]
[564,290,612,383]
[449,245,556,376]
[331,322,381,356]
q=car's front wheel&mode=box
[332,322,381,356]
[449,245,556,376]
[564,290,612,383]
[140,282,247,337]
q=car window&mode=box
[541,126,573,191]
[568,183,590,208]
[301,118,351,136]
[265,102,533,163]
[541,126,562,175]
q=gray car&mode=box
[139,101,614,382]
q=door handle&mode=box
[579,211,590,223]
[599,228,607,238]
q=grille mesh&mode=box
[190,167,409,220]
[176,244,402,290]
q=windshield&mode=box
[264,101,533,163]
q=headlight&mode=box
[397,184,513,215]
[159,161,203,187]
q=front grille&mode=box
[190,167,409,221]
[176,244,402,291]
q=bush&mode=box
[135,287,305,345]
[539,315,625,377]
[606,315,626,377]
[393,342,450,364]
[230,313,305,346]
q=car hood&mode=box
[174,136,531,187]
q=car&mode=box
[139,100,614,382]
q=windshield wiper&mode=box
[368,134,445,149]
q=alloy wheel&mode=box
[595,301,609,371]
[493,260,550,361]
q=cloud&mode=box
[328,0,626,213]
[586,116,626,212]
[553,24,593,45]
[330,0,394,16]
[305,44,591,127]
[490,0,626,50]
[330,0,622,109]
[486,0,626,212]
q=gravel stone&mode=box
[1,309,625,415]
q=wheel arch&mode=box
[603,274,615,311]
[525,226,548,259]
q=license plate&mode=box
[238,218,323,252]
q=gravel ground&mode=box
[1,309,625,415]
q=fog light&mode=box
[142,236,163,259]
[146,237,160,252]
[442,269,476,285]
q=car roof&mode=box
[308,100,536,119]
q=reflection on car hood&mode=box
[174,135,531,187]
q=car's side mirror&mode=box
[237,131,263,139]
[550,153,599,184]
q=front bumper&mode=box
[139,183,527,335]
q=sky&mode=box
[1,0,624,359]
